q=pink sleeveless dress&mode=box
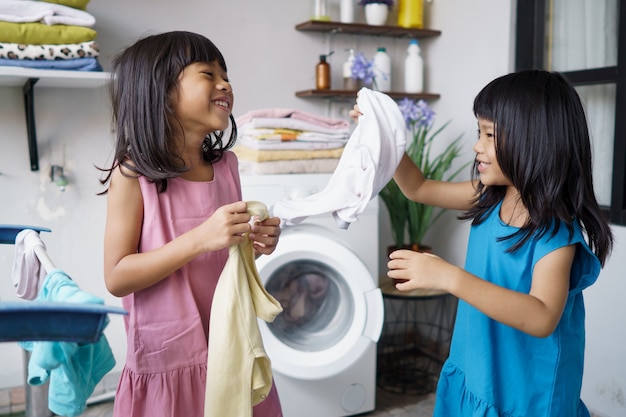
[113,151,282,417]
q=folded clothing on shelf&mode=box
[0,40,99,60]
[0,55,101,70]
[238,158,340,175]
[0,0,96,27]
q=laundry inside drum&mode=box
[265,259,354,352]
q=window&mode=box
[516,0,626,224]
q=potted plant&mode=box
[380,98,470,252]
[358,0,394,25]
[358,0,394,9]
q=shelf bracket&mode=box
[23,77,40,171]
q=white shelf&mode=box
[0,66,111,171]
[0,66,110,88]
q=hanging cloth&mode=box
[205,201,283,417]
[19,269,116,417]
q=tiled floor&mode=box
[74,387,435,417]
[369,389,435,417]
[0,370,436,417]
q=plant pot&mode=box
[385,243,435,286]
[386,243,432,257]
[364,3,389,26]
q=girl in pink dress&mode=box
[99,31,283,417]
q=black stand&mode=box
[377,278,457,395]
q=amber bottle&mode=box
[316,55,331,90]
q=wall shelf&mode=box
[295,20,441,39]
[296,89,440,101]
[295,21,442,101]
[0,67,110,171]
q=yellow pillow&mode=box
[40,0,91,10]
[0,22,97,45]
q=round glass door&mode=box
[256,224,382,380]
[265,259,355,352]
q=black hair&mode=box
[461,69,613,265]
[99,31,237,192]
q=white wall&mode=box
[0,1,623,415]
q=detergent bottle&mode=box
[397,0,424,29]
[404,39,424,93]
[373,47,391,92]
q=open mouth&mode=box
[477,161,490,172]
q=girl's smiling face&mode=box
[171,60,233,138]
[474,117,512,187]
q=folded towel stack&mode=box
[234,108,351,175]
[0,0,102,72]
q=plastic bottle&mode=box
[397,0,424,29]
[373,47,391,92]
[340,0,355,23]
[404,39,424,93]
[316,54,331,90]
[343,49,358,90]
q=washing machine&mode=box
[240,173,384,417]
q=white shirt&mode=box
[272,88,407,229]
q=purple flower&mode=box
[358,0,394,8]
[351,52,376,85]
[398,98,435,130]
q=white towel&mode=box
[0,0,95,27]
[12,229,48,300]
[238,158,340,175]
[271,88,407,229]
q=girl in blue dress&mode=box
[353,70,614,416]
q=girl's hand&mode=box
[250,216,281,256]
[349,104,362,123]
[387,249,456,292]
[195,201,252,252]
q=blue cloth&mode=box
[20,269,116,417]
[0,56,102,71]
[434,202,600,417]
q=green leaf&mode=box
[381,102,471,246]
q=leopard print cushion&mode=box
[0,41,99,60]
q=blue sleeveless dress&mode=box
[434,201,600,417]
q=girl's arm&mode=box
[393,153,477,211]
[103,166,252,297]
[387,244,575,337]
[349,105,477,211]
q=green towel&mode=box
[41,0,91,10]
[0,21,96,45]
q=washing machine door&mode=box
[256,224,384,380]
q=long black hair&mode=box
[461,70,613,265]
[99,31,237,192]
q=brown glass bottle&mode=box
[316,55,331,90]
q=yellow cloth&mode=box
[253,128,301,141]
[205,201,283,417]
[0,21,96,44]
[233,144,344,162]
[42,0,90,10]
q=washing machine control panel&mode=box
[240,174,331,206]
